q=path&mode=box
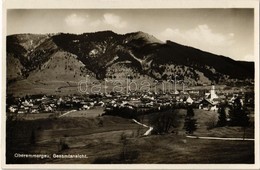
[186,135,254,141]
[144,127,154,136]
[132,119,153,136]
[59,110,77,118]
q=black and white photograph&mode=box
[1,0,259,169]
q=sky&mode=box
[7,9,254,61]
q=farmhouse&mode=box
[8,105,18,113]
[17,108,27,114]
[30,105,40,113]
[199,99,215,110]
[186,96,194,104]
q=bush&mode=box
[61,143,69,150]
[205,116,218,130]
[58,138,70,151]
[217,106,227,127]
[98,119,104,127]
[229,106,250,127]
[104,107,138,119]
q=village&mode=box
[4,6,257,165]
[7,84,254,119]
[5,83,255,164]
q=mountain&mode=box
[6,31,254,96]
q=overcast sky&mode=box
[7,9,254,61]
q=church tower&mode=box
[210,85,218,101]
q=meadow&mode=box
[6,109,254,164]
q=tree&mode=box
[149,110,179,134]
[184,117,197,134]
[241,107,250,139]
[229,98,250,127]
[183,107,197,134]
[217,106,227,127]
[98,119,104,127]
[186,106,194,117]
[58,138,69,151]
[229,98,250,139]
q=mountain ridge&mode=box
[6,30,254,96]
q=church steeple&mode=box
[210,85,218,101]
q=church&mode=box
[199,85,219,111]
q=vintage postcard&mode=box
[1,0,259,169]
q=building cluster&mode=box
[7,85,254,115]
[7,95,103,114]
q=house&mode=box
[17,109,27,114]
[8,105,18,113]
[82,105,90,110]
[22,100,33,107]
[199,99,216,110]
[30,105,40,113]
[124,103,135,110]
[210,105,218,112]
[186,96,194,104]
[188,90,200,94]
[229,94,244,107]
[98,101,105,107]
[44,105,53,112]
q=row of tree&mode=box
[217,100,250,127]
[104,96,250,136]
[148,106,197,135]
[149,99,250,136]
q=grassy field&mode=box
[6,109,255,164]
[61,107,104,118]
